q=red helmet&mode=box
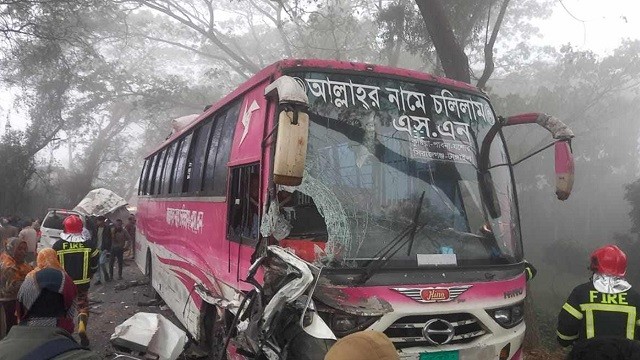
[63,215,83,234]
[590,245,627,277]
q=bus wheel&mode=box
[287,331,335,360]
[204,305,227,360]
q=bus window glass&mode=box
[202,113,224,193]
[138,160,147,195]
[188,121,213,193]
[161,142,178,194]
[172,133,193,194]
[147,154,161,195]
[154,149,168,195]
[211,101,241,196]
[227,164,260,244]
[139,159,150,195]
[184,126,203,193]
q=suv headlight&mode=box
[487,302,524,328]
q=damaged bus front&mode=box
[256,66,574,359]
[136,60,574,360]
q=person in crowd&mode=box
[52,215,98,347]
[110,219,130,281]
[0,221,19,249]
[124,215,136,259]
[0,238,33,339]
[324,331,399,360]
[91,216,111,285]
[0,267,100,359]
[33,220,42,242]
[17,222,37,265]
[557,244,640,352]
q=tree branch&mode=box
[476,0,510,90]
[415,0,470,83]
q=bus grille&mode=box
[384,313,486,348]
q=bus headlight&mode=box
[487,302,524,328]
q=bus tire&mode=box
[287,331,335,360]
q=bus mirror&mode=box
[555,140,574,201]
[273,109,309,186]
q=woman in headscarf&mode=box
[0,237,33,338]
[32,248,62,272]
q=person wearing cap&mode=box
[324,331,399,360]
[557,244,640,350]
[52,215,98,347]
[0,266,100,359]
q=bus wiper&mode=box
[356,192,426,284]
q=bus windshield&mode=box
[278,71,522,269]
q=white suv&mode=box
[39,209,86,249]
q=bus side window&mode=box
[227,164,260,245]
[161,142,178,194]
[172,133,193,194]
[148,153,161,195]
[187,121,213,194]
[154,148,168,195]
[203,99,242,196]
[139,159,149,195]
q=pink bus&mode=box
[136,59,575,360]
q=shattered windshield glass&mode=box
[277,71,522,269]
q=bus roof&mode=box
[146,58,483,158]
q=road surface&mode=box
[83,257,202,359]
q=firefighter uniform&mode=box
[52,237,99,286]
[557,281,640,346]
[52,215,98,347]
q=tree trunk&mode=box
[415,0,470,83]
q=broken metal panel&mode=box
[110,312,188,360]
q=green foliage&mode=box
[0,130,36,214]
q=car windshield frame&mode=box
[278,70,523,269]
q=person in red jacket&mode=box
[52,215,98,347]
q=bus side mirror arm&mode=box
[479,113,575,201]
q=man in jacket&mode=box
[0,267,99,359]
[52,215,98,347]
[91,215,112,285]
[110,219,130,281]
[557,244,640,352]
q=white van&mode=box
[39,209,85,248]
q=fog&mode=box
[1,0,639,350]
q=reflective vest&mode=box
[52,240,99,286]
[557,281,640,346]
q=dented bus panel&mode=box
[135,59,574,360]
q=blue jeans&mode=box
[95,250,109,282]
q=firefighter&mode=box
[557,244,640,349]
[52,215,99,347]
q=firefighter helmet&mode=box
[590,245,627,277]
[63,215,83,234]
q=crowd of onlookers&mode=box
[0,213,136,359]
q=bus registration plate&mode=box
[419,351,459,360]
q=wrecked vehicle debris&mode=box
[110,312,188,360]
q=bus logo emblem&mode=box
[392,285,472,303]
[421,288,450,301]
